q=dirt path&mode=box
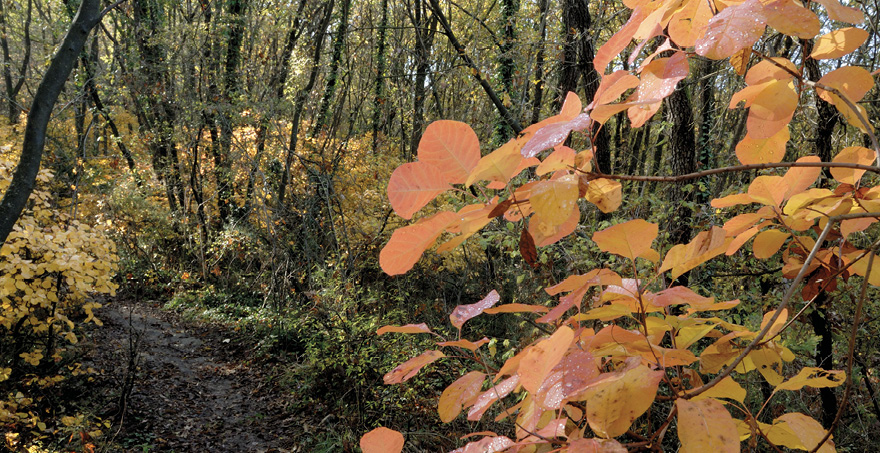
[82,299,300,452]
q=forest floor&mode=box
[78,297,313,452]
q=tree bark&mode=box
[0,0,31,123]
[0,0,100,247]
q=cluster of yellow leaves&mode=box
[0,141,117,446]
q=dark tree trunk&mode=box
[666,86,696,248]
[0,0,31,123]
[215,0,248,225]
[279,0,334,204]
[558,0,610,173]
[493,0,518,143]
[409,0,437,158]
[530,0,548,125]
[313,0,351,136]
[0,0,100,246]
[371,0,389,153]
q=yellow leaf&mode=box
[592,219,659,261]
[776,367,846,391]
[752,229,790,259]
[530,175,579,227]
[676,398,740,453]
[583,364,664,438]
[692,376,747,403]
[735,128,789,165]
[438,371,485,423]
[810,28,869,60]
[585,178,623,213]
[831,146,875,184]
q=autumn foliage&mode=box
[362,0,879,451]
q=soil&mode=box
[79,298,307,452]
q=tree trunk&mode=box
[0,0,31,123]
[409,0,437,158]
[558,0,610,173]
[666,86,696,248]
[313,0,351,136]
[215,0,248,226]
[278,0,334,204]
[0,0,100,247]
[371,0,389,153]
[493,0,518,144]
[530,0,548,125]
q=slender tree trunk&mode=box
[410,0,436,158]
[493,0,518,143]
[0,0,30,123]
[278,0,334,204]
[371,0,389,153]
[215,0,248,225]
[530,0,548,125]
[313,0,351,136]
[0,0,100,247]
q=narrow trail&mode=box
[82,299,302,452]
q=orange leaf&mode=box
[813,0,864,24]
[781,156,822,200]
[762,0,821,39]
[467,375,520,421]
[376,323,432,336]
[695,0,766,60]
[810,27,869,60]
[744,58,799,85]
[379,211,458,275]
[735,128,789,164]
[438,371,486,423]
[628,52,689,127]
[383,350,445,384]
[592,219,658,261]
[360,427,405,453]
[668,0,713,47]
[450,290,501,329]
[387,162,450,219]
[531,175,579,227]
[583,363,664,438]
[729,49,750,75]
[483,303,550,314]
[534,349,600,409]
[748,175,787,207]
[746,80,798,139]
[418,120,481,184]
[589,70,640,109]
[530,204,579,247]
[594,8,646,74]
[522,114,591,158]
[519,326,575,394]
[753,229,790,259]
[437,338,491,351]
[546,268,623,295]
[660,227,730,279]
[817,66,875,133]
[832,146,875,184]
[676,398,740,453]
[536,146,576,176]
[465,138,524,187]
[584,178,622,213]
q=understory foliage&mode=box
[0,126,118,450]
[361,1,880,452]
